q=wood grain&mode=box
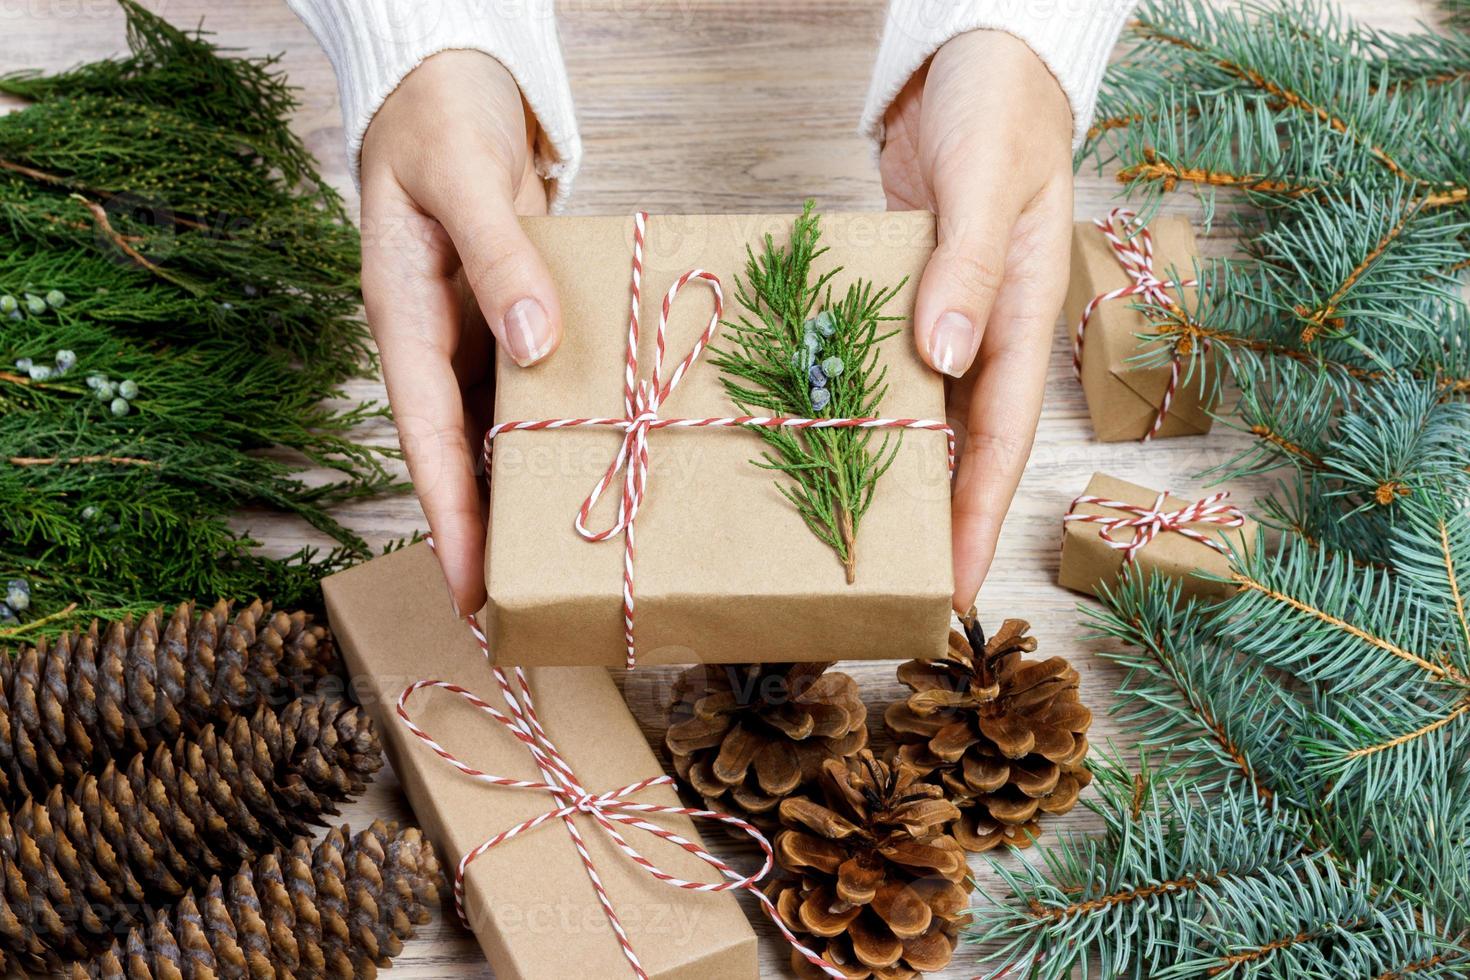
[0,1,1447,976]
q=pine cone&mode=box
[666,662,867,830]
[0,696,381,970]
[768,750,970,979]
[885,616,1091,852]
[71,820,442,980]
[0,600,337,795]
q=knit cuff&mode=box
[861,0,1136,150]
[287,0,581,211]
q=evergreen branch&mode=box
[1339,698,1470,760]
[1227,571,1456,682]
[711,202,905,583]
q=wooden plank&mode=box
[0,1,1445,975]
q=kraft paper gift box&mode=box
[484,211,953,667]
[1058,473,1257,602]
[1062,215,1217,442]
[323,542,759,980]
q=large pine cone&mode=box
[768,750,970,979]
[0,600,337,796]
[885,616,1091,852]
[0,697,381,970]
[71,820,442,979]
[666,662,867,830]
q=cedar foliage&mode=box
[969,2,1470,977]
[0,1,398,641]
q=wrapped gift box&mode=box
[1059,472,1257,602]
[484,211,953,667]
[323,542,759,979]
[1063,214,1217,442]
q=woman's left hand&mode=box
[880,29,1075,613]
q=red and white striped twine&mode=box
[1072,207,1202,442]
[400,537,846,979]
[482,211,955,668]
[1063,489,1244,564]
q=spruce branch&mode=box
[710,202,904,583]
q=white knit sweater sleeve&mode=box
[861,0,1137,149]
[286,0,581,211]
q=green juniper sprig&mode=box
[0,1,398,640]
[710,202,905,583]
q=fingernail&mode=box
[503,297,552,366]
[928,311,978,378]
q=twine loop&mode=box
[1072,207,1202,442]
[1064,489,1244,564]
[481,211,956,668]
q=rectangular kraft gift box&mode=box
[1062,215,1216,442]
[1058,472,1258,602]
[485,211,953,667]
[323,542,759,980]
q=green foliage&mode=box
[0,1,396,640]
[711,202,904,582]
[970,1,1470,975]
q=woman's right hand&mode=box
[360,49,561,617]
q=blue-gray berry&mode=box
[55,350,76,373]
[45,289,66,308]
[791,347,815,372]
[28,364,53,382]
[82,506,97,520]
[95,381,116,401]
[15,357,32,372]
[814,310,836,337]
[5,580,29,612]
[110,397,131,417]
[808,364,828,388]
[803,331,820,355]
[118,379,139,400]
[0,295,14,314]
[810,387,831,412]
[86,373,106,390]
[24,294,46,315]
[821,356,844,378]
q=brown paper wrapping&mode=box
[323,542,759,980]
[1058,473,1257,602]
[1062,215,1216,442]
[484,212,953,667]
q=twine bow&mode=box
[1071,207,1202,442]
[1064,489,1244,564]
[483,211,955,668]
[398,537,846,979]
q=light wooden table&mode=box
[2,1,1448,976]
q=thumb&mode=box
[913,185,1020,378]
[422,171,562,368]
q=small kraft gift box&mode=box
[1059,472,1258,602]
[482,210,954,668]
[323,542,765,980]
[1063,209,1217,442]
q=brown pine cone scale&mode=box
[0,601,338,796]
[71,820,441,980]
[0,697,380,971]
[769,750,971,979]
[886,615,1091,852]
[667,662,867,830]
